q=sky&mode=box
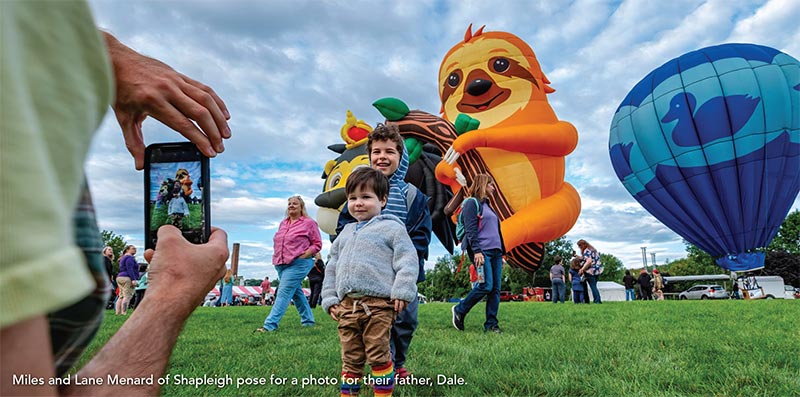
[85,0,800,281]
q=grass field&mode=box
[76,300,799,396]
[149,202,203,231]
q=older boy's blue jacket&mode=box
[336,186,432,282]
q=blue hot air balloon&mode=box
[609,43,800,271]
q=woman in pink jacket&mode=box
[256,195,322,332]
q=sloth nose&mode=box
[466,79,492,96]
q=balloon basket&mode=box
[742,288,765,300]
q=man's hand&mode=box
[143,226,229,317]
[329,305,340,321]
[394,299,407,313]
[102,32,231,170]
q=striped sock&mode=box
[340,372,361,396]
[371,362,395,397]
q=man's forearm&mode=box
[64,295,194,396]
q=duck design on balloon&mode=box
[662,92,760,147]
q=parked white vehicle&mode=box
[736,275,787,299]
[784,285,799,300]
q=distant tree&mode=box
[598,253,624,282]
[418,254,470,301]
[684,242,718,270]
[244,278,262,287]
[507,236,575,291]
[504,267,530,293]
[665,254,721,276]
[767,210,799,254]
[100,230,127,275]
[764,251,800,287]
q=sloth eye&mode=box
[447,72,461,88]
[492,58,510,73]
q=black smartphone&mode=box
[144,142,210,250]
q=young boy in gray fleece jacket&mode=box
[321,167,418,397]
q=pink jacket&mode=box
[272,216,322,265]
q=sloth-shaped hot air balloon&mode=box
[382,25,581,272]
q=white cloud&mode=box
[728,0,800,55]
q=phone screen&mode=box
[145,143,210,250]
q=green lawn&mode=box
[77,300,799,396]
[149,202,203,231]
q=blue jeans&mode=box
[625,288,635,301]
[573,289,583,304]
[390,295,418,369]
[551,279,566,303]
[454,249,502,330]
[263,258,315,330]
[587,274,602,303]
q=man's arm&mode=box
[2,227,227,396]
[102,32,231,170]
[407,195,432,281]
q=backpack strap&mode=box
[463,197,481,213]
[405,184,418,211]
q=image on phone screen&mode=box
[147,161,206,247]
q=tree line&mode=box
[418,210,799,302]
[99,210,797,301]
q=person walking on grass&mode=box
[131,263,148,309]
[256,196,322,332]
[307,253,325,308]
[577,239,603,304]
[260,276,272,305]
[322,168,419,397]
[550,256,566,303]
[653,269,664,301]
[638,269,653,301]
[221,269,234,307]
[623,270,636,301]
[116,245,139,315]
[568,257,584,304]
[451,174,505,333]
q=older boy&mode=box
[324,167,419,396]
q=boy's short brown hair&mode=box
[367,123,404,154]
[345,167,389,201]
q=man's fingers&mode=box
[181,73,231,126]
[143,249,155,263]
[156,224,182,241]
[175,82,227,152]
[117,112,146,170]
[149,101,217,158]
[207,227,229,247]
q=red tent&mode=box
[208,286,310,297]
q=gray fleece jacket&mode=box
[321,214,419,313]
